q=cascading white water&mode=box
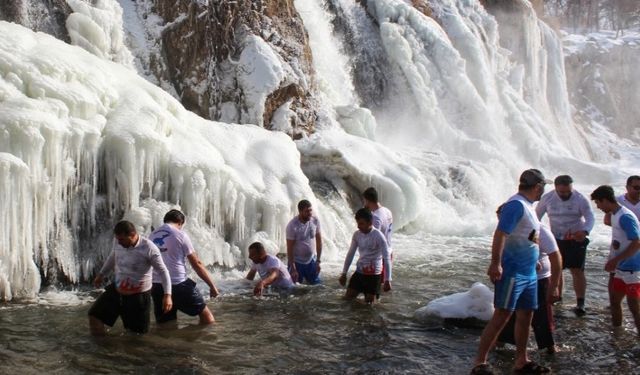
[1,0,638,300]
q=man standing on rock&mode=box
[471,169,551,375]
[536,175,594,315]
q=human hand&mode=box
[253,281,264,297]
[316,262,321,274]
[604,259,617,273]
[210,286,220,298]
[383,281,391,292]
[289,268,299,283]
[487,263,502,283]
[572,231,587,242]
[162,294,173,313]
[93,274,104,288]
[339,274,347,286]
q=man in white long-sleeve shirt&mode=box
[89,221,173,335]
[339,208,391,304]
[536,175,595,315]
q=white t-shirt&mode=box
[537,224,559,280]
[342,227,392,281]
[251,254,294,289]
[372,206,393,250]
[285,216,321,264]
[150,223,195,284]
[536,190,595,240]
[617,194,640,219]
[99,236,172,294]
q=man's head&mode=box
[248,242,267,264]
[362,187,379,208]
[355,208,373,233]
[590,185,618,213]
[113,220,138,248]
[554,175,573,201]
[163,209,186,227]
[297,199,313,222]
[626,175,640,200]
[518,169,551,201]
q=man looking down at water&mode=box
[246,242,294,296]
[471,169,551,375]
[149,209,219,325]
[362,187,394,286]
[89,221,172,335]
[535,175,594,315]
[339,208,391,304]
[286,199,322,284]
[591,185,640,334]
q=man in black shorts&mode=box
[89,221,173,335]
[149,210,219,325]
[339,208,391,304]
[536,175,595,315]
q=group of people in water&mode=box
[471,169,640,375]
[88,187,394,335]
[87,170,640,374]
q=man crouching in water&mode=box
[246,242,294,296]
[89,220,173,335]
[339,208,392,304]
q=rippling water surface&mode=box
[1,233,639,374]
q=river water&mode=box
[1,232,639,374]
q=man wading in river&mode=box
[89,221,173,335]
[471,169,551,375]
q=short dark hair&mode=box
[554,175,573,186]
[362,187,378,203]
[590,185,616,203]
[355,208,373,222]
[297,199,312,212]
[248,242,265,254]
[163,209,186,224]
[627,175,640,186]
[113,220,136,236]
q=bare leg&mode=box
[199,306,215,324]
[343,288,359,300]
[514,309,534,369]
[89,315,106,336]
[610,289,625,327]
[473,308,512,366]
[364,293,376,304]
[626,295,640,334]
[570,268,586,302]
[557,272,564,301]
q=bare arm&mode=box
[605,239,640,272]
[246,268,257,281]
[488,229,507,282]
[254,269,279,296]
[316,232,322,263]
[286,239,298,281]
[187,253,219,297]
[547,251,562,303]
[96,250,116,284]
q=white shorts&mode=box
[614,269,640,284]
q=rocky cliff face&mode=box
[1,0,317,137]
[0,0,72,42]
[563,31,640,144]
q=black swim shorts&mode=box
[152,278,206,323]
[557,239,589,270]
[88,283,151,334]
[347,272,382,297]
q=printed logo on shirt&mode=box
[613,240,621,250]
[152,230,171,252]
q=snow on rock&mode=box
[415,282,494,321]
[66,0,135,68]
[0,21,316,300]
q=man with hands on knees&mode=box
[339,208,392,304]
[246,242,294,297]
[88,220,173,335]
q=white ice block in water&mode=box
[415,282,494,321]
